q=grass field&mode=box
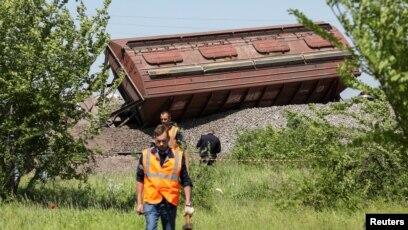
[3,200,407,230]
[1,162,407,229]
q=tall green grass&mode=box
[1,162,407,229]
[17,172,136,210]
[3,199,408,230]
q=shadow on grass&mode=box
[17,181,135,211]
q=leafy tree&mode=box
[290,0,408,143]
[0,0,115,197]
[287,0,408,208]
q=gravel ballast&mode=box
[90,103,364,155]
[86,102,366,173]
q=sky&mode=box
[68,0,379,99]
[71,0,343,38]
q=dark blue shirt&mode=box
[196,133,221,156]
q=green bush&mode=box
[187,162,216,210]
[231,111,352,162]
[231,99,408,209]
[305,127,408,209]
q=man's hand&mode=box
[136,203,144,215]
[184,205,194,216]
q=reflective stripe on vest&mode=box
[142,147,183,206]
[145,148,180,181]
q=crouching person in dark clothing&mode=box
[136,124,194,230]
[196,130,221,165]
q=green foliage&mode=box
[187,161,216,210]
[289,0,408,144]
[19,174,135,210]
[0,0,114,197]
[231,110,353,162]
[0,159,406,228]
[286,0,408,209]
[226,164,307,209]
[232,99,408,209]
[304,130,407,209]
[307,99,407,209]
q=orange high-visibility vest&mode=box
[167,125,180,149]
[168,125,190,171]
[142,147,183,206]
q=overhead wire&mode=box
[107,22,215,30]
[108,15,298,23]
[105,15,338,31]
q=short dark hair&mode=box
[154,124,168,138]
[160,111,171,117]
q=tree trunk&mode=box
[3,166,20,196]
[25,170,41,193]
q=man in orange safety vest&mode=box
[160,111,186,150]
[136,124,194,230]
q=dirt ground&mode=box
[91,155,138,174]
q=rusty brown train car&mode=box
[105,22,352,126]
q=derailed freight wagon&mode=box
[105,22,353,127]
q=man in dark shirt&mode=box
[160,111,186,149]
[196,130,221,165]
[136,125,193,230]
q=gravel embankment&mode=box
[86,102,366,173]
[90,103,364,155]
